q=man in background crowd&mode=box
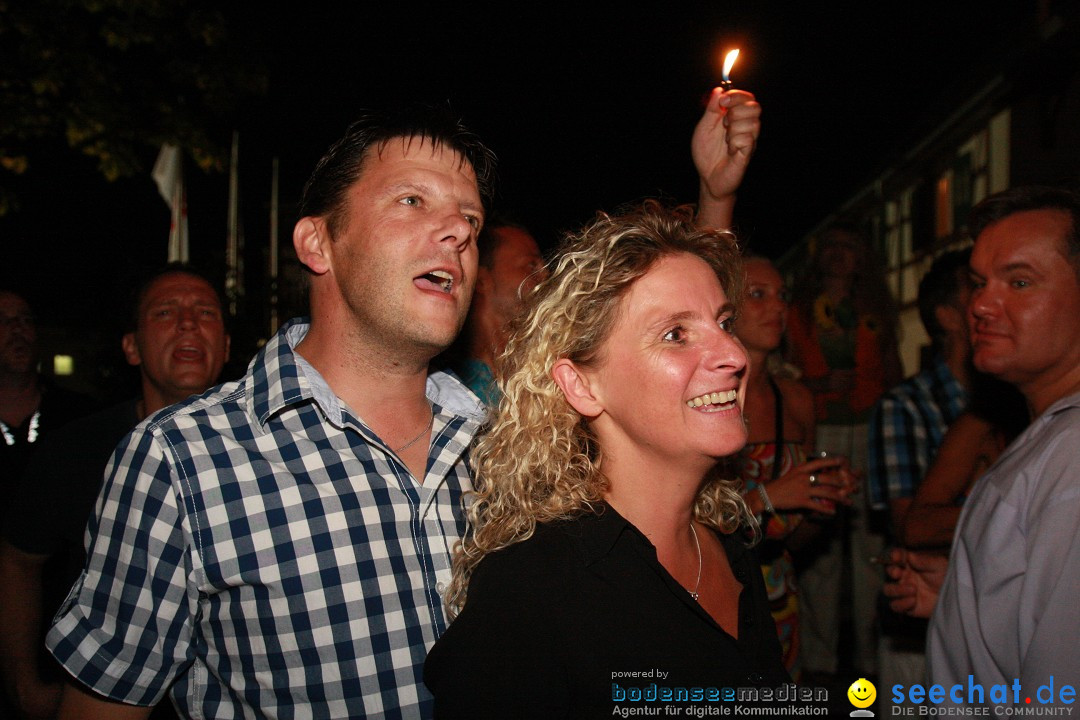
[0,291,95,493]
[0,265,229,719]
[451,219,546,405]
[886,186,1080,706]
[868,249,971,707]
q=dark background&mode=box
[0,1,1047,356]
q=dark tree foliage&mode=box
[0,0,266,214]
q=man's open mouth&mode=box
[417,270,454,293]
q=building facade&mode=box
[780,4,1080,374]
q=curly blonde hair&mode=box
[446,202,757,616]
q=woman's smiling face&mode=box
[580,252,749,470]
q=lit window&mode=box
[53,355,74,376]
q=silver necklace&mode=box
[688,522,703,601]
[0,410,40,446]
[394,410,432,454]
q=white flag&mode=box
[152,143,189,263]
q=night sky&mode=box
[1,1,1042,338]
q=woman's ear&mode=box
[551,358,603,418]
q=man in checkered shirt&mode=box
[868,250,973,527]
[46,107,496,719]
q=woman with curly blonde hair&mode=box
[424,203,788,717]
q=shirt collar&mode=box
[574,503,633,566]
[246,317,487,429]
[247,318,315,427]
[426,369,487,422]
[1039,389,1080,418]
[570,502,752,571]
[987,390,1079,472]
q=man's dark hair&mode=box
[127,263,225,333]
[298,105,498,241]
[918,248,972,347]
[968,185,1080,275]
[0,287,34,313]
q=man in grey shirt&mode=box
[885,186,1080,707]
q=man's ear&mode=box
[551,358,603,418]
[293,217,332,275]
[121,332,142,367]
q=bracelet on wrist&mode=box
[756,484,775,514]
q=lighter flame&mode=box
[722,49,740,82]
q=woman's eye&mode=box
[662,327,685,343]
[748,289,765,299]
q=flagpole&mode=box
[269,156,280,335]
[225,131,240,317]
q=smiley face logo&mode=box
[847,677,876,709]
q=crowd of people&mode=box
[0,91,1077,719]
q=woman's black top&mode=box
[424,504,788,719]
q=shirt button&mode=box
[436,581,446,595]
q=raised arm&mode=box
[692,88,761,229]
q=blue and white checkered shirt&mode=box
[47,318,485,719]
[868,354,967,512]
